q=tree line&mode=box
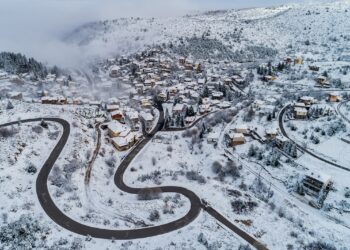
[0,51,52,79]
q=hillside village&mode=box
[1,1,350,250]
[2,48,349,154]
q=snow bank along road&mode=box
[0,112,267,250]
[278,105,350,172]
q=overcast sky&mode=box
[0,0,323,66]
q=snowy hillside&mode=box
[64,1,350,61]
[2,1,350,249]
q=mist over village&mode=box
[1,0,350,249]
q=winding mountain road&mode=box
[278,105,350,172]
[0,116,202,239]
[0,106,267,249]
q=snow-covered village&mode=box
[1,0,350,249]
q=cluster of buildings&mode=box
[292,93,340,120]
[105,101,155,151]
[102,49,244,126]
[257,56,304,83]
[292,96,317,119]
[0,70,82,103]
[222,124,281,147]
[1,48,246,151]
[257,56,342,92]
[107,120,142,151]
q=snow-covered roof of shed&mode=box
[140,112,154,121]
[306,171,332,184]
[110,65,120,71]
[112,137,129,147]
[294,107,308,113]
[300,96,315,101]
[229,133,245,139]
[236,124,249,130]
[108,121,129,134]
[111,110,123,116]
[265,127,278,134]
[294,102,306,107]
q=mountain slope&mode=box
[64,1,350,61]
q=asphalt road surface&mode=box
[0,108,267,249]
[0,117,202,239]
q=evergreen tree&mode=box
[268,67,272,76]
[248,145,256,157]
[257,66,262,75]
[0,52,49,78]
[243,106,255,122]
[202,85,209,98]
[308,108,314,119]
[296,181,305,195]
[186,106,196,117]
[201,123,206,136]
[226,90,233,101]
[272,107,277,119]
[198,97,203,105]
[164,108,170,128]
[40,119,48,129]
[271,153,280,167]
[267,113,272,121]
[277,62,282,71]
[180,116,185,127]
[6,101,14,110]
[50,65,60,76]
[257,150,263,160]
[173,97,179,106]
[222,85,227,97]
[280,62,286,71]
[176,114,181,126]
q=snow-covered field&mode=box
[2,1,350,249]
[0,101,247,249]
[122,109,350,249]
[0,100,189,228]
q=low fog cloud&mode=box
[0,0,315,68]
